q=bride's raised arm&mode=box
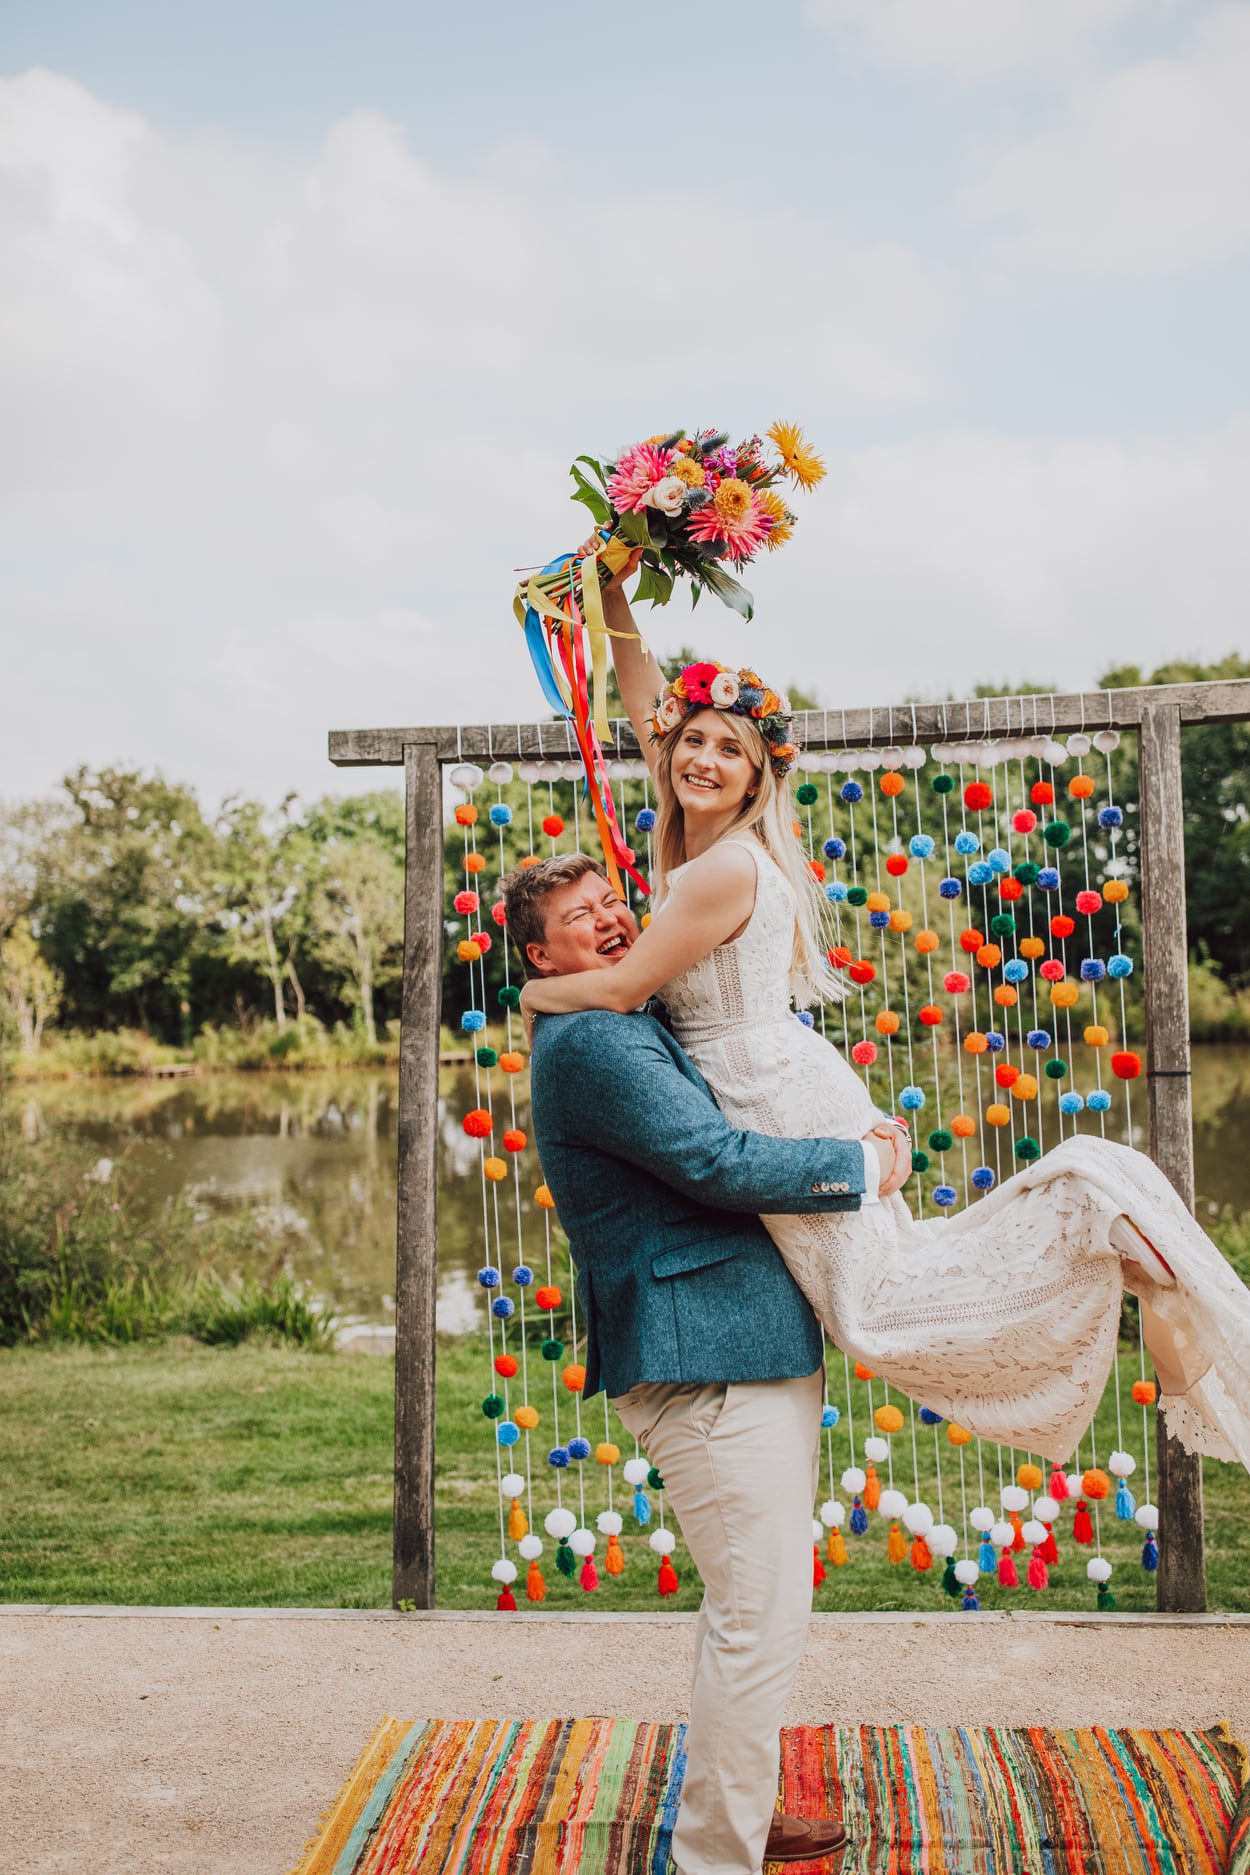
[519,840,757,1018]
[579,534,665,777]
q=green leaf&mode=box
[699,562,755,621]
[632,564,658,607]
[568,466,610,525]
[573,454,609,490]
[617,510,656,550]
[649,564,674,605]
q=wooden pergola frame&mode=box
[330,678,1250,1615]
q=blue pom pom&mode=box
[512,1265,533,1286]
[1027,1028,1051,1049]
[634,807,657,832]
[841,780,864,804]
[1088,1089,1112,1113]
[909,834,935,859]
[633,1488,651,1524]
[919,1406,944,1425]
[988,847,1011,874]
[461,1010,486,1032]
[979,1537,997,1573]
[1141,1532,1158,1572]
[827,881,849,903]
[1108,954,1133,979]
[795,1010,816,1028]
[1059,1092,1084,1115]
[568,1437,592,1461]
[968,862,994,886]
[497,1421,521,1446]
[491,1297,515,1319]
[1115,1479,1136,1520]
[822,1404,841,1429]
[972,1166,996,1190]
[1037,868,1060,891]
[900,1085,926,1110]
[1004,959,1029,984]
[477,1266,500,1289]
[824,836,847,860]
[961,1587,982,1611]
[869,910,890,929]
[1099,806,1124,828]
[934,1184,959,1207]
[548,1446,571,1469]
[939,877,962,899]
[850,1499,869,1536]
[984,1030,1006,1053]
[489,803,513,826]
[1080,958,1106,981]
[955,830,980,856]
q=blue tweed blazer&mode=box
[528,1009,866,1400]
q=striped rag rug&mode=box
[290,1716,1250,1875]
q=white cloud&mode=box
[804,0,1145,81]
[963,5,1250,272]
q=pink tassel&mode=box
[1049,1467,1070,1501]
[1027,1552,1049,1592]
[998,1550,1019,1588]
[580,1558,599,1593]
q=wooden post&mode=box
[392,740,443,1608]
[1137,701,1206,1612]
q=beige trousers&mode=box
[611,1366,824,1875]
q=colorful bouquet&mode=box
[514,423,825,896]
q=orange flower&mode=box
[756,487,794,550]
[767,419,827,491]
[670,454,705,488]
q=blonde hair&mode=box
[653,708,842,1008]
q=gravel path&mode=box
[4,1609,1248,1874]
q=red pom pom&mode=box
[851,1040,877,1066]
[1031,781,1055,806]
[999,877,1024,902]
[1050,914,1075,939]
[657,1557,679,1597]
[503,1128,527,1152]
[475,931,493,954]
[995,1063,1020,1088]
[918,1004,943,1026]
[542,814,564,837]
[535,1285,562,1311]
[885,854,909,877]
[453,891,480,915]
[829,945,853,968]
[808,859,827,883]
[1111,1050,1142,1080]
[491,901,507,926]
[959,927,984,954]
[463,1109,493,1138]
[494,1353,518,1378]
[496,1586,517,1611]
[943,971,970,994]
[1013,809,1037,833]
[1039,959,1066,982]
[1075,890,1102,915]
[964,782,993,811]
[848,960,876,985]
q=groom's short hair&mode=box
[502,852,610,977]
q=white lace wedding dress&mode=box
[659,836,1250,1468]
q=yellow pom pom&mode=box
[1011,1074,1038,1101]
[514,1404,539,1430]
[951,1114,976,1138]
[483,1156,507,1181]
[915,930,940,954]
[947,1423,972,1446]
[457,939,482,963]
[875,1404,905,1433]
[1020,936,1045,959]
[1017,1462,1044,1490]
[1050,981,1080,1008]
[889,909,913,933]
[986,1103,1010,1127]
[1104,879,1129,903]
[640,912,653,928]
[1084,1025,1109,1047]
[534,1184,555,1208]
[595,1442,620,1465]
[562,1364,586,1393]
[866,891,890,914]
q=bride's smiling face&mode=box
[670,709,759,822]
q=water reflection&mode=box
[8,1047,1249,1328]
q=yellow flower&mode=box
[713,476,752,521]
[756,488,795,551]
[767,419,826,492]
[670,454,705,488]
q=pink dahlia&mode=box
[606,442,675,514]
[678,661,723,706]
[685,491,770,562]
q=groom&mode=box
[505,853,910,1875]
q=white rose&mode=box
[657,695,684,732]
[775,692,792,717]
[709,671,740,708]
[645,475,686,517]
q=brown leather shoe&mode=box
[763,1810,848,1862]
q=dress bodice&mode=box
[658,837,798,1045]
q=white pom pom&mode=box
[954,1559,980,1586]
[903,1501,934,1536]
[491,1558,518,1584]
[1000,1484,1028,1513]
[969,1505,995,1534]
[878,1489,908,1519]
[500,1473,526,1498]
[1032,1496,1059,1524]
[518,1534,543,1561]
[1066,1473,1084,1499]
[990,1520,1014,1549]
[544,1507,577,1540]
[623,1457,650,1486]
[1087,1556,1113,1583]
[1022,1520,1047,1548]
[812,1518,825,1543]
[597,1510,623,1537]
[1067,734,1091,757]
[841,1466,867,1494]
[819,1499,841,1527]
[928,1523,959,1559]
[1094,729,1121,753]
[1135,1502,1160,1532]
[1108,1450,1137,1478]
[864,1436,889,1462]
[649,1528,677,1556]
[569,1527,596,1557]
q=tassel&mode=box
[1050,1466,1070,1501]
[580,1558,599,1593]
[1115,1479,1136,1520]
[508,1498,528,1542]
[813,1544,827,1588]
[863,1463,881,1511]
[942,1557,961,1599]
[978,1537,997,1573]
[1041,1527,1059,1566]
[1073,1500,1094,1546]
[1141,1533,1159,1573]
[525,1561,546,1603]
[887,1522,908,1565]
[911,1534,933,1572]
[998,1550,1019,1588]
[496,1586,517,1611]
[1097,1583,1117,1611]
[633,1488,651,1525]
[605,1533,625,1576]
[1027,1552,1049,1591]
[850,1497,869,1536]
[1009,1512,1026,1553]
[556,1538,577,1578]
[961,1586,981,1610]
[828,1527,849,1568]
[657,1556,679,1597]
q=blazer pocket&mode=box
[651,1239,740,1280]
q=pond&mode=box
[9,1046,1250,1331]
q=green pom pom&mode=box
[1014,1136,1041,1162]
[927,1128,953,1153]
[911,1149,930,1172]
[647,1466,665,1491]
[1044,1058,1067,1080]
[990,912,1017,936]
[795,782,819,806]
[1014,861,1040,885]
[481,1393,505,1418]
[475,1046,498,1067]
[846,885,869,907]
[498,985,522,1009]
[541,1338,564,1361]
[1043,819,1071,848]
[931,774,955,794]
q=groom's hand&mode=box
[867,1122,912,1198]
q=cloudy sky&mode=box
[4,0,1249,810]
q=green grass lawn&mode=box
[2,1336,1247,1613]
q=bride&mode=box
[518,546,1250,1470]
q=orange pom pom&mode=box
[562,1364,586,1392]
[1050,981,1080,1007]
[964,1031,989,1054]
[952,1114,976,1138]
[494,1353,518,1378]
[457,939,482,963]
[595,1442,619,1465]
[986,1103,1010,1127]
[918,1004,943,1027]
[1011,1074,1038,1101]
[866,890,890,914]
[880,771,906,796]
[526,1559,546,1602]
[1017,1462,1044,1490]
[1082,1468,1111,1500]
[853,1362,877,1381]
[463,1108,493,1138]
[483,1156,507,1182]
[829,944,853,969]
[875,1405,905,1434]
[808,860,827,883]
[998,877,1024,902]
[500,1052,525,1073]
[604,1533,625,1576]
[502,1128,526,1152]
[455,804,479,826]
[1068,774,1096,799]
[976,944,1002,969]
[947,1423,972,1446]
[534,1284,562,1310]
[994,984,1019,1007]
[640,912,652,928]
[875,1010,901,1035]
[1084,1025,1109,1047]
[1020,936,1045,959]
[534,1185,555,1209]
[996,1063,1020,1088]
[1104,879,1130,903]
[889,909,913,933]
[464,852,486,874]
[960,928,985,954]
[542,814,564,837]
[514,1404,539,1430]
[1132,1380,1157,1405]
[518,854,542,870]
[915,930,940,954]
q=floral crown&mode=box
[650,661,798,778]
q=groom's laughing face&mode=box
[525,874,640,978]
